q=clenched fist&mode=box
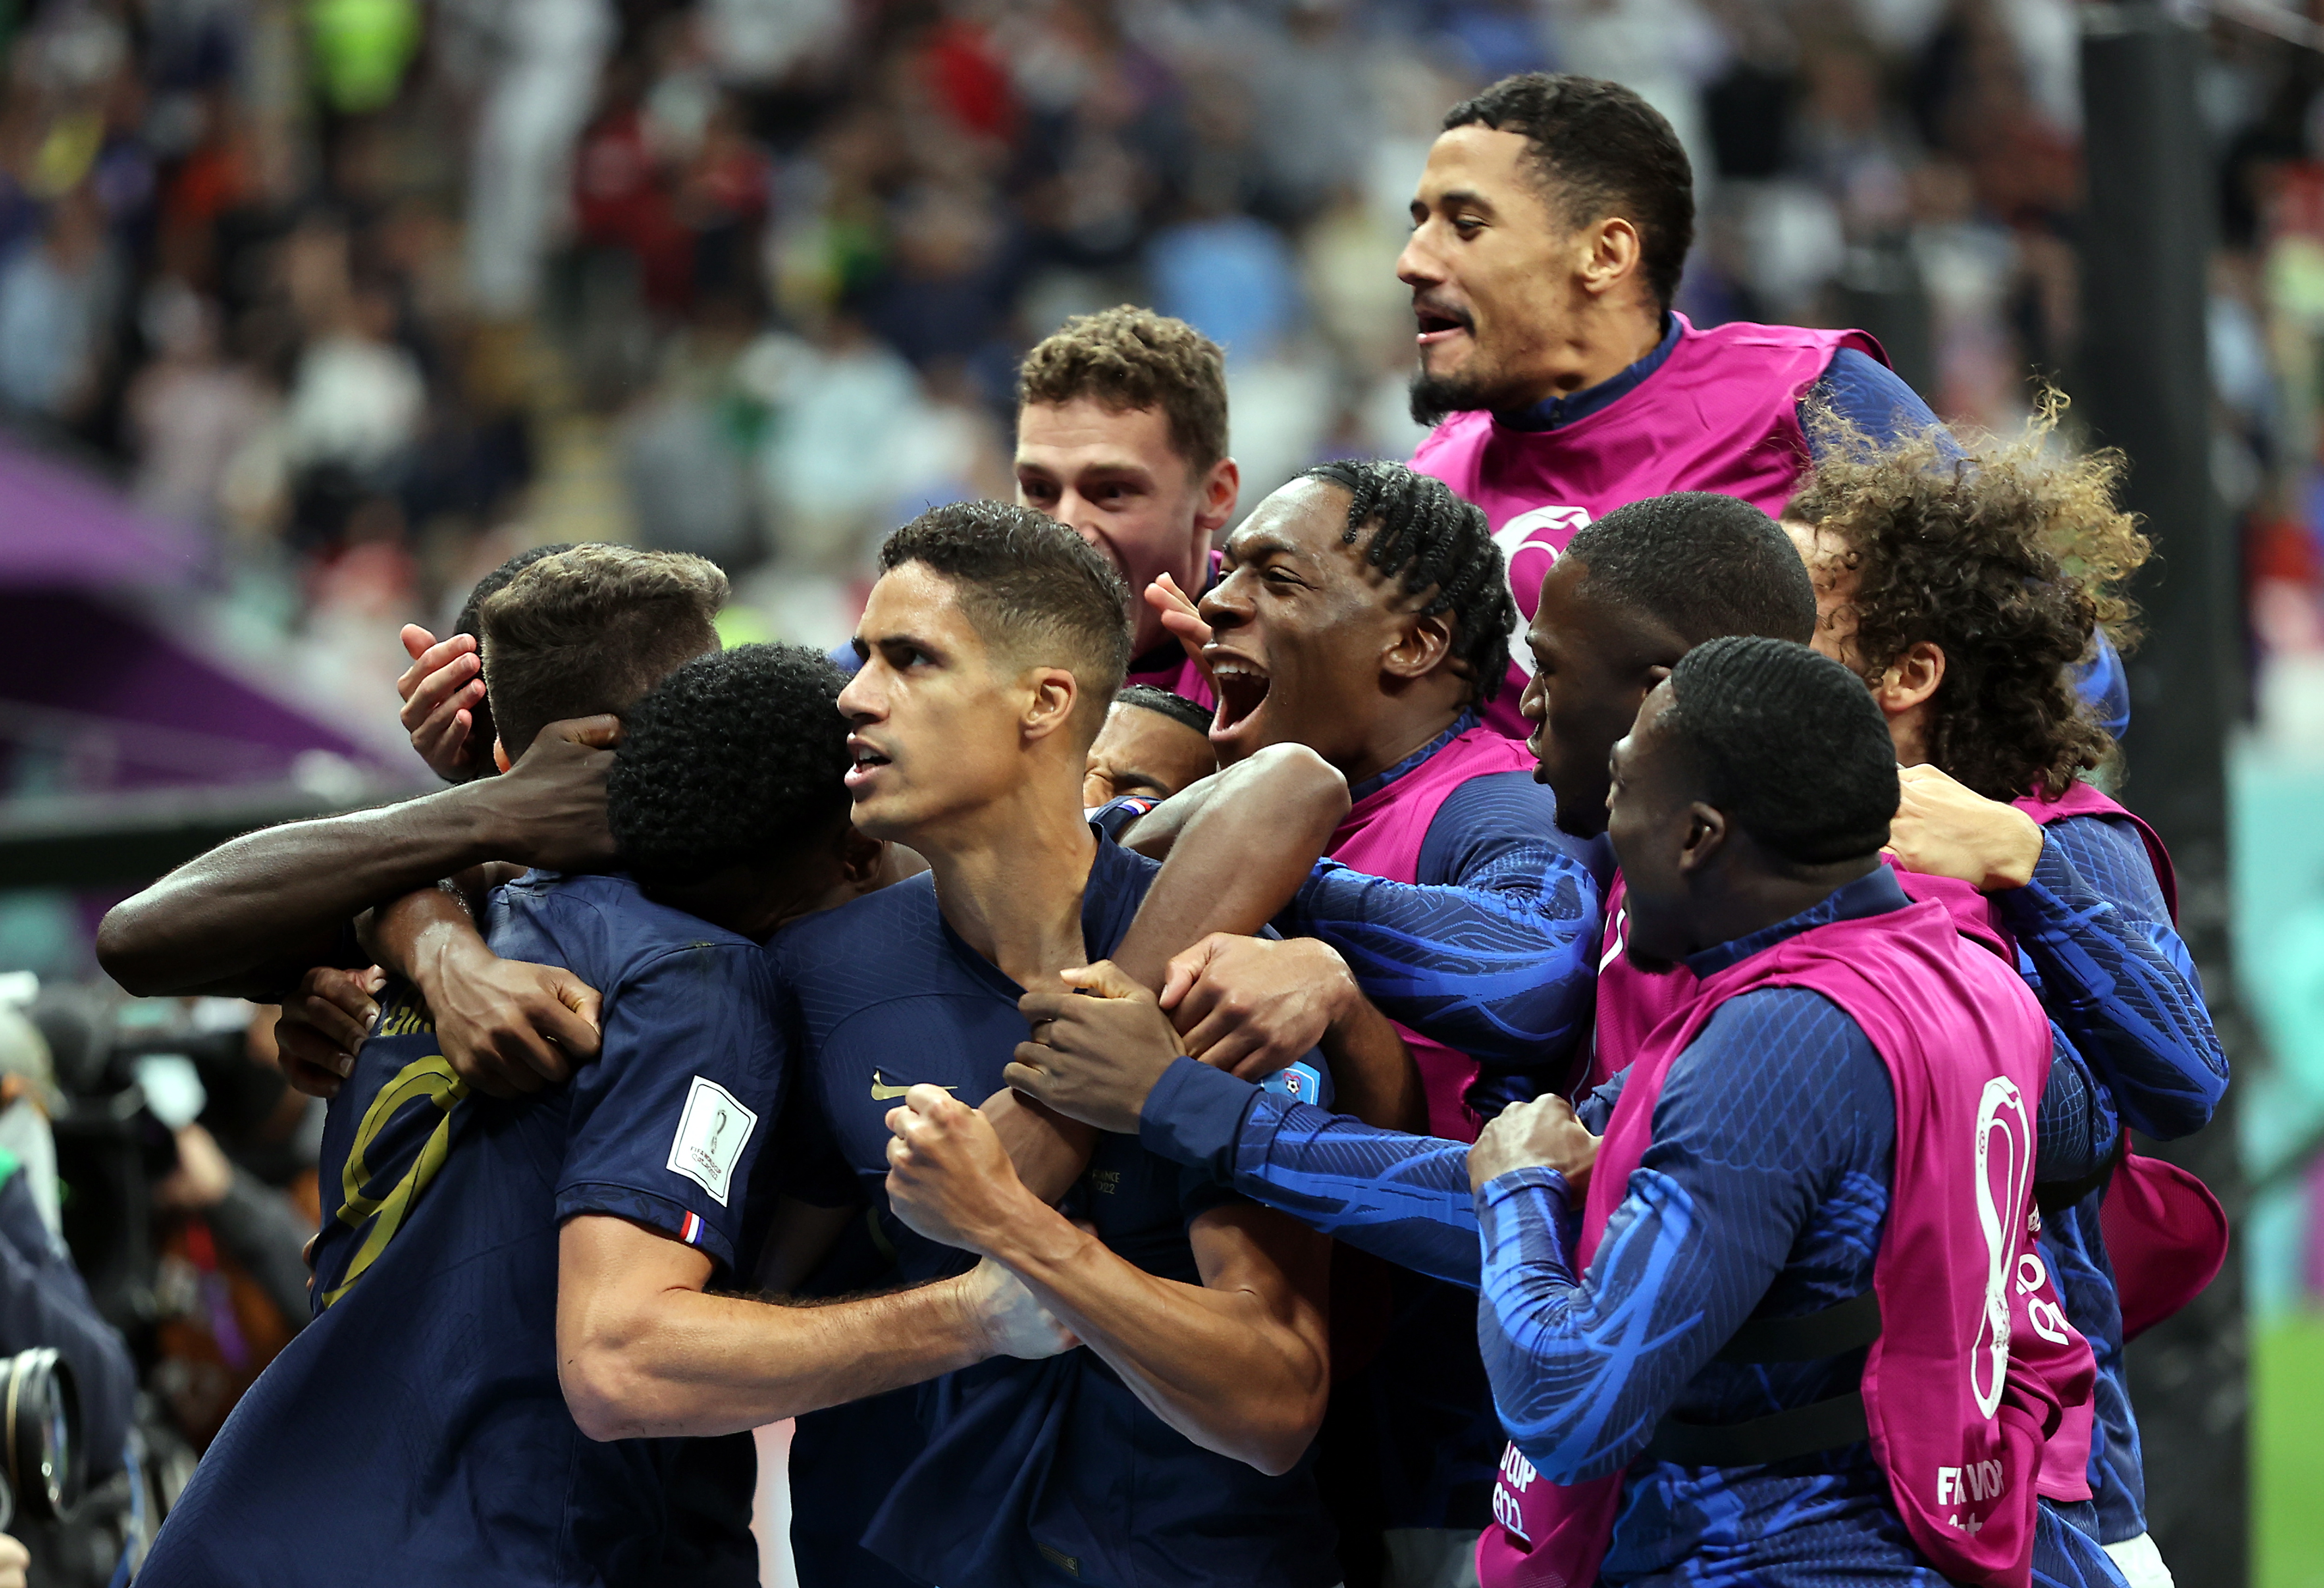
[1469,1093,1600,1193]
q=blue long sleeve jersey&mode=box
[1147,867,2121,1586]
[1273,716,1607,1098]
[1994,813,2228,1543]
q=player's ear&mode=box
[1382,611,1453,682]
[492,735,512,774]
[1194,457,1239,538]
[838,827,889,893]
[1021,667,1078,744]
[1677,801,1729,876]
[1873,642,1944,715]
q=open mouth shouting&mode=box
[1413,297,1473,350]
[1206,651,1273,752]
[845,734,893,793]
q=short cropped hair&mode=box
[1786,403,2149,801]
[479,545,727,760]
[879,501,1132,727]
[1300,458,1515,705]
[1018,307,1229,475]
[442,542,581,782]
[1664,636,1898,865]
[1116,685,1213,736]
[1443,74,1695,313]
[608,644,852,890]
[1566,493,1815,645]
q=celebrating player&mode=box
[1463,637,2108,1588]
[771,502,1338,1588]
[1123,457,1599,1573]
[1785,420,2227,1587]
[1391,72,2131,742]
[132,564,1079,1585]
[1083,684,1217,811]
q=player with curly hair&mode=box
[1784,412,2227,1588]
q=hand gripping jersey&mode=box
[1411,315,1886,737]
[1483,897,2096,1588]
[1325,721,1545,1140]
[141,873,784,1588]
[772,830,1336,1588]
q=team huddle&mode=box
[95,71,2225,1588]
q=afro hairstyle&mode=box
[608,643,852,891]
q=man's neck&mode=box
[1337,694,1469,788]
[1511,304,1667,407]
[1688,854,1881,954]
[916,777,1099,992]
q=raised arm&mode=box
[1884,770,2226,1140]
[886,1086,1330,1475]
[97,718,620,999]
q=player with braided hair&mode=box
[1121,459,1601,1576]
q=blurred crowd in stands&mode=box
[0,0,2310,713]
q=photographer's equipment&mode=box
[4,1346,83,1520]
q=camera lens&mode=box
[4,1347,82,1520]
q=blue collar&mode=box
[1347,712,1479,804]
[1682,865,1909,979]
[1495,315,1680,433]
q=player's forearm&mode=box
[561,1273,992,1439]
[981,1205,1327,1475]
[97,785,507,997]
[363,883,489,990]
[1320,995,1428,1132]
[1112,744,1347,987]
[1284,858,1600,1075]
[1999,853,2225,1138]
[981,1088,1096,1204]
[1141,1061,1480,1285]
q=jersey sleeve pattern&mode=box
[1998,814,2227,1140]
[1138,1056,1484,1287]
[555,940,788,1273]
[1475,986,1894,1485]
[2036,1023,2119,1184]
[1281,773,1603,1090]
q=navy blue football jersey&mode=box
[139,873,786,1588]
[771,829,1340,1588]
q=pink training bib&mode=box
[1325,725,1539,1142]
[1482,899,2093,1588]
[1411,316,1885,738]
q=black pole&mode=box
[2077,7,2248,1584]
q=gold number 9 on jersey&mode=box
[322,1054,470,1307]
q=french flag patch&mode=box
[680,1212,705,1246]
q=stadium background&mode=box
[0,0,2316,1582]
